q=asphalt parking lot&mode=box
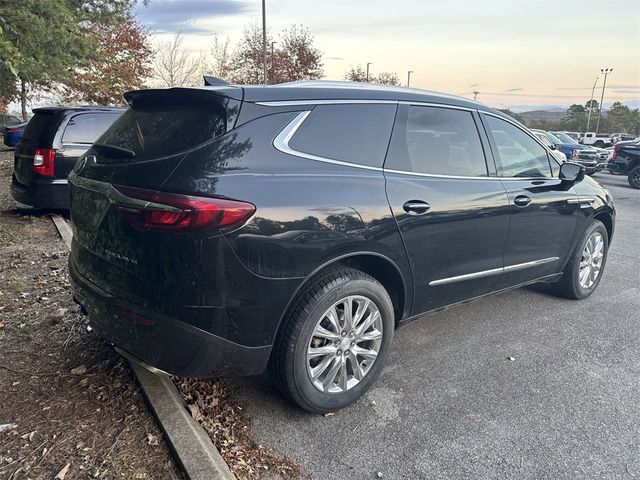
[233,173,640,480]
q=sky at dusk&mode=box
[138,0,637,109]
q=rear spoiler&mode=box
[123,85,243,105]
[203,76,230,86]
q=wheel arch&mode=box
[594,208,614,243]
[275,252,409,338]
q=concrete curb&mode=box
[50,214,235,480]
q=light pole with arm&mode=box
[586,76,599,132]
[595,68,613,135]
[261,0,267,85]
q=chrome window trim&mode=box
[272,111,384,172]
[273,110,558,181]
[429,257,560,286]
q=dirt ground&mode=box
[0,149,181,479]
[0,148,302,480]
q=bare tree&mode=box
[228,24,323,85]
[375,72,400,86]
[344,66,400,85]
[208,35,232,81]
[153,33,201,87]
[276,25,323,83]
[344,65,367,82]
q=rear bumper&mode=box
[68,243,286,378]
[11,174,70,209]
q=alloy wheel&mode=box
[579,231,604,289]
[306,295,383,394]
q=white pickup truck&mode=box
[579,132,612,148]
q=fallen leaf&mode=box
[71,365,87,375]
[147,434,159,446]
[0,323,5,329]
[507,356,515,361]
[0,423,18,433]
[55,463,71,479]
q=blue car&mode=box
[1,114,26,147]
[532,129,600,175]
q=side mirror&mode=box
[549,144,557,150]
[559,161,585,183]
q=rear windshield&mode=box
[62,112,122,144]
[22,111,58,143]
[97,95,227,160]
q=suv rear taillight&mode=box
[114,186,256,232]
[612,145,620,161]
[33,148,56,176]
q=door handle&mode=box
[513,195,532,207]
[403,200,431,215]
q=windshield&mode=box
[554,132,579,144]
[543,132,562,144]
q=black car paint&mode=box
[608,142,640,176]
[11,107,124,209]
[68,83,615,378]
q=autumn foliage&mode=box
[64,19,152,105]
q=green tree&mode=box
[606,102,640,134]
[563,104,587,132]
[0,0,138,119]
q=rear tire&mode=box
[269,268,394,413]
[551,220,608,299]
[627,166,640,189]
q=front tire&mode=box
[627,166,640,189]
[269,269,394,413]
[552,220,609,299]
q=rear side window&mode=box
[22,112,58,143]
[386,105,488,176]
[484,115,552,178]
[97,95,227,160]
[62,113,121,144]
[288,104,397,167]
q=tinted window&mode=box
[98,95,226,160]
[386,105,487,176]
[484,115,552,178]
[288,104,396,167]
[62,113,121,144]
[535,132,554,148]
[22,111,58,143]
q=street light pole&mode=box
[595,68,613,135]
[473,90,479,101]
[407,70,413,87]
[586,76,599,133]
[261,0,267,85]
[366,63,372,82]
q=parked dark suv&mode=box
[11,106,123,209]
[69,81,615,412]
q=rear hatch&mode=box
[13,109,63,185]
[69,87,246,305]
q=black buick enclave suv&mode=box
[69,80,615,412]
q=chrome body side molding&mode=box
[429,257,560,286]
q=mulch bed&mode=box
[0,149,181,479]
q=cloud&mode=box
[136,0,250,34]
[505,88,523,92]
